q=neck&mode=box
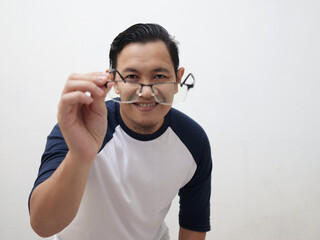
[119,109,165,135]
[128,122,162,135]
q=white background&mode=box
[1,0,320,239]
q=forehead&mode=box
[116,41,174,72]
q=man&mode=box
[29,23,212,240]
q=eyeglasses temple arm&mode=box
[105,69,127,87]
[180,73,195,90]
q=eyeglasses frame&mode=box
[105,69,195,104]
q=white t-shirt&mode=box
[30,101,212,240]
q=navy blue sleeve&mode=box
[178,132,212,232]
[28,124,68,210]
[29,101,119,211]
[169,108,212,232]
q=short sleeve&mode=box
[28,124,68,210]
[178,132,212,232]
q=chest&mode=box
[91,127,196,208]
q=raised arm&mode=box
[29,72,112,237]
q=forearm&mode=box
[30,152,94,237]
[179,227,206,240]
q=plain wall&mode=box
[0,0,319,239]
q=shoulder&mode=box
[168,108,207,138]
[168,108,210,164]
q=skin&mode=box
[179,227,206,240]
[30,72,112,237]
[116,41,184,134]
[29,41,206,239]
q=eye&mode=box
[154,75,168,81]
[125,74,139,81]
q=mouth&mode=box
[136,102,157,107]
[133,101,158,112]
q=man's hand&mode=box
[58,72,112,162]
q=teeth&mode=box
[138,103,156,107]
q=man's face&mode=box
[115,40,184,134]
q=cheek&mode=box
[116,85,135,97]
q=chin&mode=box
[120,103,171,134]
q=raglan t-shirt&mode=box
[30,101,212,240]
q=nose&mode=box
[138,84,154,98]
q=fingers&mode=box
[63,72,112,96]
[67,72,110,84]
[58,71,113,116]
[63,80,105,97]
[59,91,93,116]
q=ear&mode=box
[177,67,185,83]
[175,67,185,93]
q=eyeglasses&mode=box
[105,69,195,105]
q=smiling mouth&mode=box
[136,102,157,107]
[132,102,159,112]
[138,103,156,107]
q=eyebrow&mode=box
[121,67,171,74]
[122,68,138,73]
[152,67,171,74]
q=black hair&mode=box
[109,23,179,73]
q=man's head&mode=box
[109,23,180,74]
[108,23,185,135]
